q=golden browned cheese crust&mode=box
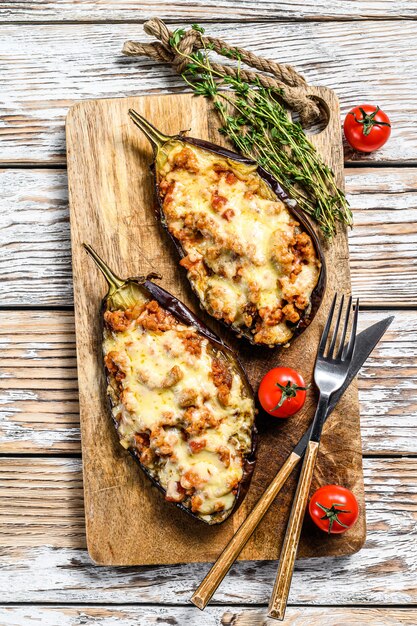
[103,299,255,523]
[157,142,321,346]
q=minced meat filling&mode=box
[103,298,255,522]
[156,142,321,346]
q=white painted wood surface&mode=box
[1,168,416,307]
[1,21,416,164]
[0,458,415,603]
[1,606,417,626]
[1,2,417,623]
[2,1,417,22]
[0,310,415,455]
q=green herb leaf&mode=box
[170,33,351,238]
[169,29,185,48]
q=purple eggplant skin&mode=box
[128,109,326,348]
[83,244,257,526]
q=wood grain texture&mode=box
[1,606,417,626]
[0,169,73,306]
[1,309,415,456]
[0,458,85,548]
[0,310,80,453]
[2,167,416,307]
[2,0,417,22]
[1,3,415,619]
[66,90,365,565]
[345,168,417,308]
[1,21,416,164]
[191,452,302,610]
[0,458,415,604]
[268,440,320,620]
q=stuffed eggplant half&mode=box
[84,245,256,525]
[129,109,326,348]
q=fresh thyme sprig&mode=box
[169,26,352,239]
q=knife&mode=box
[191,315,394,611]
[293,314,394,458]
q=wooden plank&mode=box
[1,167,416,307]
[1,0,416,22]
[1,21,416,164]
[1,606,417,626]
[66,90,366,564]
[0,457,415,604]
[0,310,79,453]
[346,168,417,307]
[357,311,417,455]
[0,169,73,306]
[0,458,85,548]
[1,309,415,456]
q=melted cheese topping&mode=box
[103,300,255,523]
[157,141,321,346]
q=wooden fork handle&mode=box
[268,440,320,620]
[190,451,301,610]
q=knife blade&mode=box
[190,314,394,611]
[293,314,394,457]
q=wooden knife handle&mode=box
[190,451,301,611]
[267,440,320,621]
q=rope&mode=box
[122,18,321,126]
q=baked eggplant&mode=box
[84,244,257,525]
[129,109,326,348]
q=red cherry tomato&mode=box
[309,485,359,534]
[258,367,307,418]
[344,104,391,153]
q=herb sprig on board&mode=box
[169,26,352,240]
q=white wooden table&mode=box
[1,2,417,624]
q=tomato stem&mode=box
[349,106,391,136]
[316,501,351,533]
[271,380,308,410]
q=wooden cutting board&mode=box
[66,89,365,566]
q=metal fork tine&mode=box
[343,298,359,360]
[336,295,352,360]
[328,295,344,358]
[318,294,338,356]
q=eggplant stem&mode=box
[83,244,124,294]
[128,109,172,153]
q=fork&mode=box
[267,293,359,620]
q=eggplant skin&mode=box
[128,109,325,347]
[100,275,257,526]
[151,136,326,348]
